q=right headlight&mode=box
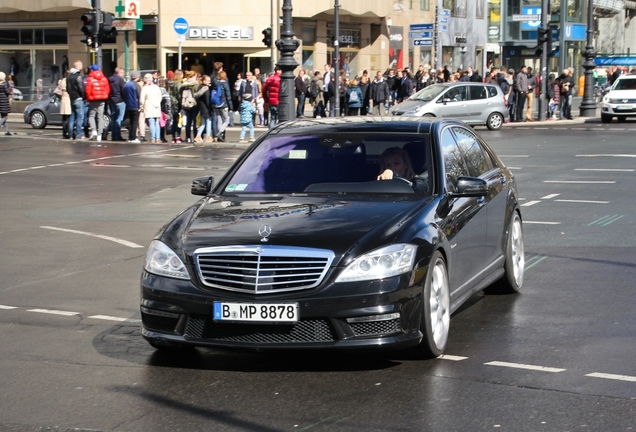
[144,240,191,280]
[335,244,417,283]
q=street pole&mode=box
[93,0,102,69]
[276,0,299,122]
[579,0,597,117]
[539,0,548,121]
[334,0,340,117]
[435,0,443,69]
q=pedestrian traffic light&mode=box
[537,27,550,46]
[101,12,117,40]
[262,27,272,47]
[80,11,97,47]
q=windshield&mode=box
[223,133,432,195]
[409,85,447,102]
[613,78,636,91]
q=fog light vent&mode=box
[347,313,401,337]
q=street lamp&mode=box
[276,0,299,122]
[579,0,597,117]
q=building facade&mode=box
[0,0,439,101]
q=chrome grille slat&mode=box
[194,245,335,294]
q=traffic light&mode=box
[262,27,272,47]
[101,12,117,40]
[537,27,549,46]
[80,11,97,47]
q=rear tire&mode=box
[486,112,504,130]
[601,114,613,123]
[413,251,450,359]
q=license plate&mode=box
[616,105,632,110]
[213,302,299,323]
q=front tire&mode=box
[30,110,47,129]
[486,112,504,130]
[601,114,612,123]
[413,251,450,359]
[494,212,524,294]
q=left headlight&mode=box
[335,244,417,283]
[144,240,191,280]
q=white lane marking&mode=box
[484,361,566,373]
[27,309,80,317]
[585,372,636,383]
[524,221,561,225]
[555,199,610,204]
[575,168,634,172]
[163,166,206,170]
[577,154,636,158]
[541,194,560,199]
[544,180,616,184]
[499,155,529,158]
[521,200,541,207]
[88,315,129,322]
[506,166,523,170]
[0,305,18,309]
[439,354,468,361]
[40,226,144,249]
[90,164,132,168]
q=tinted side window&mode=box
[441,128,470,192]
[487,86,499,98]
[469,85,488,100]
[453,127,493,177]
[445,85,467,102]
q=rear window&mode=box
[223,134,432,195]
[487,86,499,98]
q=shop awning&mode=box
[595,56,636,66]
[246,49,272,58]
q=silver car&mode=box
[390,82,508,130]
[601,74,636,123]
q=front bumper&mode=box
[602,103,636,116]
[140,271,424,351]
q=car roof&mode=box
[269,116,442,135]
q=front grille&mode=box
[194,245,334,294]
[185,316,335,343]
[610,98,636,104]
[350,318,401,337]
[141,312,179,333]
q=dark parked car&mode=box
[23,95,111,136]
[141,117,524,358]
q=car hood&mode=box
[607,90,636,100]
[391,100,427,115]
[163,195,432,266]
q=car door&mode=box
[47,97,63,124]
[436,85,468,120]
[466,85,489,124]
[439,127,487,298]
[453,126,507,273]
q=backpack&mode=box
[348,89,359,103]
[308,80,320,99]
[181,87,195,109]
[210,85,223,107]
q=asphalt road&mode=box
[0,119,635,431]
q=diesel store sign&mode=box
[187,26,253,40]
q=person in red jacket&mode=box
[85,64,110,141]
[263,67,281,129]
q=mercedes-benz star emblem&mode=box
[258,224,272,242]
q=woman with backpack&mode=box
[211,71,233,142]
[345,79,364,116]
[180,70,199,143]
[193,74,213,144]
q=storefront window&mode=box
[443,0,467,17]
[302,26,316,46]
[327,50,358,76]
[45,29,67,45]
[137,48,157,72]
[21,29,34,45]
[0,49,68,101]
[0,29,19,45]
[0,28,67,45]
[302,50,315,71]
[326,28,361,49]
[137,24,156,46]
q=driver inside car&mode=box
[377,147,429,194]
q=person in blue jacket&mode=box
[345,79,364,116]
[122,70,141,143]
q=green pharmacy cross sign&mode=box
[115,0,126,18]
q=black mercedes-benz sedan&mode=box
[140,117,524,358]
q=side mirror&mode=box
[442,98,451,105]
[191,175,214,196]
[451,176,487,197]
